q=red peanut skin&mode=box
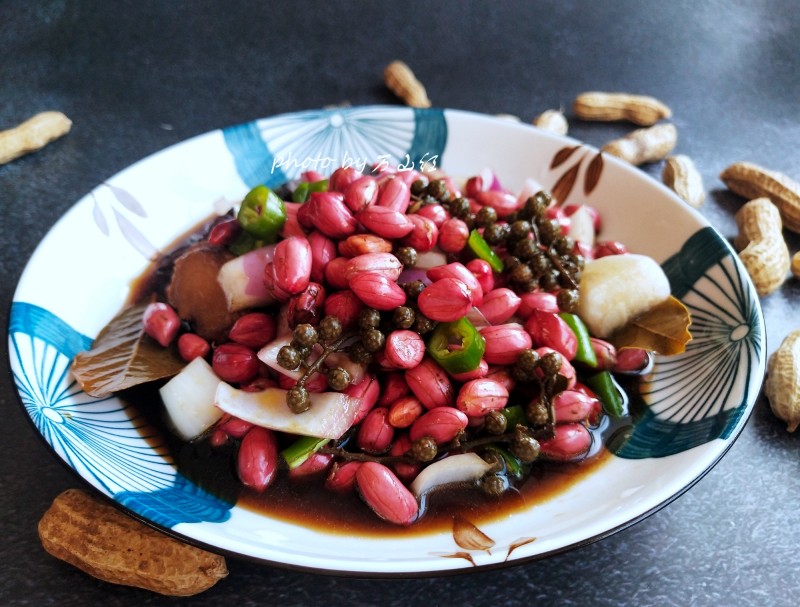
[356,205,414,239]
[540,423,592,461]
[427,262,483,307]
[308,231,337,283]
[383,330,425,369]
[389,433,421,482]
[217,414,254,439]
[273,236,312,295]
[325,461,362,493]
[329,166,361,192]
[479,288,521,324]
[405,357,454,409]
[409,406,469,444]
[324,257,350,290]
[377,371,411,407]
[416,203,449,227]
[535,346,577,390]
[590,338,618,371]
[177,332,210,362]
[343,175,379,213]
[212,343,261,384]
[417,277,473,322]
[401,214,439,252]
[288,453,334,479]
[344,374,380,425]
[480,323,532,365]
[349,272,407,311]
[525,310,578,361]
[357,407,395,454]
[517,291,559,320]
[306,191,358,239]
[486,366,517,393]
[456,378,509,417]
[237,427,279,491]
[466,258,494,294]
[142,302,180,347]
[614,348,651,374]
[287,282,327,327]
[376,176,411,213]
[228,312,277,349]
[387,395,425,428]
[448,358,489,382]
[552,390,600,423]
[438,218,469,253]
[338,234,393,257]
[475,190,520,218]
[356,462,419,525]
[323,289,365,329]
[344,252,403,282]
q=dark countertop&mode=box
[2,1,799,605]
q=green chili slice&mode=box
[485,445,523,479]
[237,185,287,242]
[281,436,330,469]
[559,312,598,367]
[291,179,329,203]
[586,370,626,418]
[468,229,504,273]
[500,404,527,430]
[427,317,485,374]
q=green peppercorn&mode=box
[403,280,426,300]
[525,399,550,426]
[449,197,471,219]
[409,436,438,462]
[277,345,302,370]
[557,289,579,313]
[348,342,373,365]
[541,351,563,377]
[511,434,541,462]
[554,235,575,255]
[359,308,381,331]
[412,313,435,335]
[392,306,416,329]
[292,323,318,348]
[483,222,510,245]
[362,328,385,353]
[475,206,497,227]
[394,246,417,267]
[425,179,449,201]
[327,367,351,391]
[287,385,311,413]
[318,315,343,343]
[537,217,561,246]
[410,179,427,197]
[517,348,541,373]
[484,410,508,435]
[509,220,532,241]
[529,251,551,277]
[511,263,534,285]
[513,237,539,261]
[479,473,507,496]
[540,269,560,291]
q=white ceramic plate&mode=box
[9,106,766,574]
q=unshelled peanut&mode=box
[573,92,672,126]
[792,252,800,278]
[765,331,800,432]
[533,109,568,135]
[662,154,706,208]
[383,61,431,108]
[0,111,72,164]
[733,197,790,296]
[38,489,227,596]
[720,161,800,234]
[601,123,677,166]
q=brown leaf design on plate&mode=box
[611,295,693,355]
[440,552,477,566]
[550,144,581,169]
[552,161,582,205]
[505,537,537,561]
[452,516,495,552]
[71,301,186,398]
[584,151,604,196]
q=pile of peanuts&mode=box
[385,61,800,434]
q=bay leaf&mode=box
[610,295,692,356]
[71,301,185,398]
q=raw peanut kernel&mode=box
[356,462,419,525]
[38,488,227,596]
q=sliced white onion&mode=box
[567,205,596,247]
[217,244,277,312]
[410,452,493,498]
[215,383,360,439]
[159,357,224,440]
[414,250,448,270]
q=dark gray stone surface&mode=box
[2,1,798,605]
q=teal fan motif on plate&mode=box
[8,302,232,527]
[609,228,765,458]
[223,106,447,188]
